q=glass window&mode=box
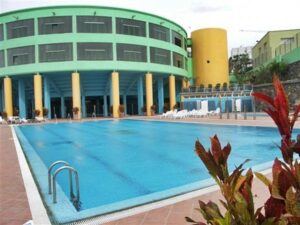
[150,47,170,65]
[0,50,4,67]
[38,16,72,34]
[0,24,3,41]
[116,18,146,37]
[39,43,73,62]
[77,16,112,33]
[149,23,170,42]
[117,43,147,62]
[6,19,34,39]
[7,46,35,66]
[77,43,113,60]
[173,52,184,68]
[172,30,183,48]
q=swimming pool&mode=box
[15,119,289,223]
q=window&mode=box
[280,37,294,44]
[39,43,73,62]
[77,43,113,60]
[77,16,112,33]
[0,50,4,67]
[173,52,183,68]
[172,30,183,48]
[149,23,170,42]
[38,16,72,34]
[150,47,170,65]
[116,18,146,37]
[117,43,147,62]
[0,24,3,41]
[6,19,34,39]
[7,46,35,66]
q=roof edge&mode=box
[0,4,187,35]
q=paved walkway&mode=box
[0,116,298,225]
[0,125,32,225]
[103,173,271,225]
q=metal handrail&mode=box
[48,161,70,194]
[52,166,80,204]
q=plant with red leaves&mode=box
[186,76,300,225]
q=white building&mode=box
[231,46,253,59]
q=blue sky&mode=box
[1,0,300,54]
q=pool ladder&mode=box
[48,161,81,210]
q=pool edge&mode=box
[10,126,52,225]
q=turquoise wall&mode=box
[0,5,189,78]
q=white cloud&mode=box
[1,0,300,51]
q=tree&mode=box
[229,53,253,84]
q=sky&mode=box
[1,0,300,55]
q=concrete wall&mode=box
[253,78,300,111]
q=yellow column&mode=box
[72,72,81,119]
[169,75,176,110]
[34,74,43,117]
[181,78,187,102]
[145,73,153,116]
[4,77,13,117]
[111,71,120,118]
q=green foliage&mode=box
[186,76,300,225]
[248,61,288,84]
[229,54,253,84]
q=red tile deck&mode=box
[103,173,271,225]
[0,125,32,225]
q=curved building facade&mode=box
[0,5,228,119]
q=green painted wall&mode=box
[253,29,300,67]
[0,5,190,78]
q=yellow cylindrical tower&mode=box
[191,28,229,87]
[145,73,153,116]
[72,72,81,119]
[4,77,13,117]
[34,74,43,117]
[169,75,176,110]
[111,71,120,118]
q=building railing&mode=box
[275,32,300,57]
[181,84,253,98]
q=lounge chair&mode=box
[35,116,45,122]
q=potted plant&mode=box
[150,105,156,116]
[43,108,49,117]
[34,109,41,117]
[172,104,178,111]
[72,107,79,119]
[119,104,125,117]
[1,111,8,120]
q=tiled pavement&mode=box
[102,173,271,225]
[0,125,32,225]
[0,116,298,225]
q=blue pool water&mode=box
[15,119,291,222]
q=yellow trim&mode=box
[4,77,13,117]
[72,72,81,119]
[169,75,176,110]
[145,73,153,116]
[111,71,120,118]
[34,74,43,116]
